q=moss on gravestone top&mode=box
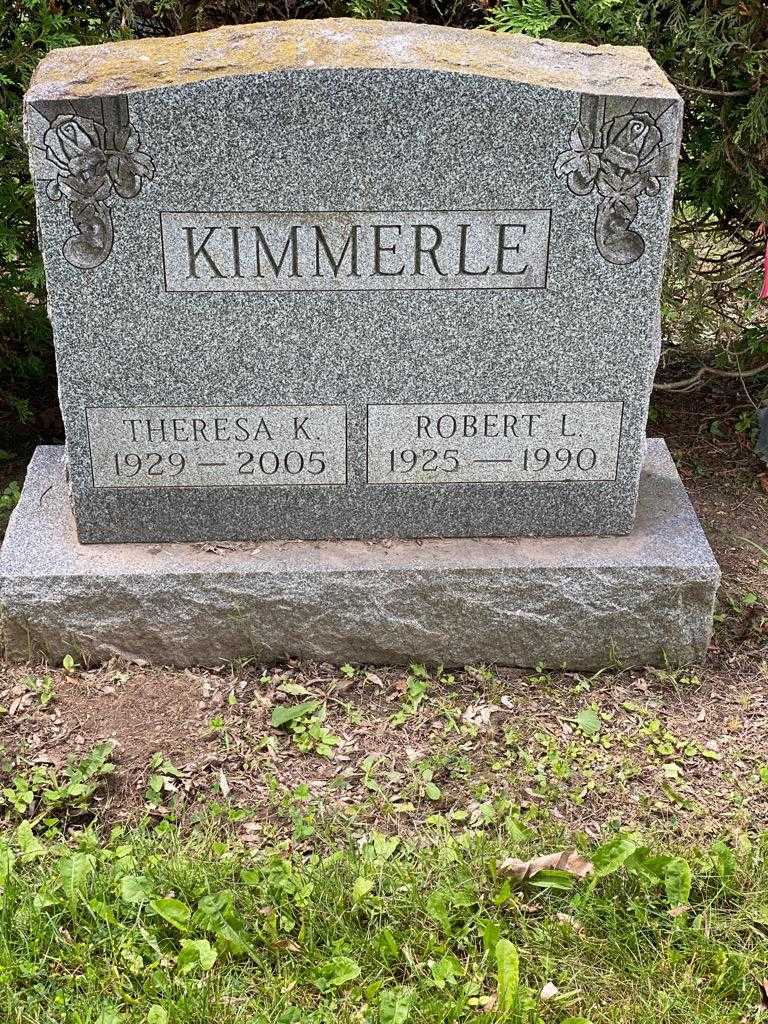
[27,17,677,102]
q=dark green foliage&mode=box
[484,0,768,381]
[0,2,119,461]
[1,0,766,464]
[0,480,21,531]
[486,1,768,237]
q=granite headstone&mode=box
[1,20,719,669]
[24,18,682,543]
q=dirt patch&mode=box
[0,666,225,813]
[653,385,768,576]
[1,654,766,839]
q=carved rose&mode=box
[43,115,154,199]
[555,103,668,266]
[602,111,662,174]
[43,115,104,175]
[40,107,155,270]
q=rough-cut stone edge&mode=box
[26,17,679,103]
[0,441,719,670]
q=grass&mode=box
[0,798,767,1024]
[1,652,768,1021]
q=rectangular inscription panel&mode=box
[86,405,347,488]
[160,210,551,293]
[367,402,623,485]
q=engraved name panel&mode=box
[86,405,347,488]
[160,210,551,293]
[367,402,623,484]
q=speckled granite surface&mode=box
[24,19,682,542]
[1,442,719,668]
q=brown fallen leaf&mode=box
[759,979,768,1010]
[462,703,500,727]
[556,912,586,934]
[498,850,594,881]
[759,473,768,495]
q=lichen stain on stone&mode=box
[26,17,678,103]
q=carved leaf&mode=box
[107,149,155,198]
[569,166,599,196]
[554,151,581,177]
[584,152,601,180]
[58,173,111,203]
[127,150,155,178]
[569,124,593,152]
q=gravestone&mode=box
[0,19,719,668]
[22,18,681,543]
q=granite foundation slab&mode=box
[0,440,718,669]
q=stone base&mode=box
[0,442,719,669]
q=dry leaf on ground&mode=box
[669,904,690,918]
[556,912,586,934]
[498,850,594,881]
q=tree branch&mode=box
[678,83,753,97]
[654,361,768,393]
